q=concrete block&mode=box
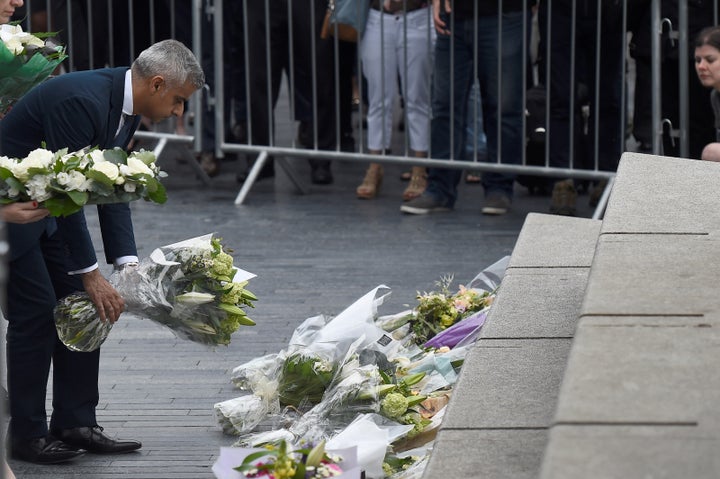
[582,234,720,316]
[424,429,548,479]
[541,424,720,479]
[481,268,588,339]
[553,315,720,424]
[443,339,572,429]
[507,213,601,268]
[603,153,720,234]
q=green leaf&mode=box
[66,189,88,206]
[84,169,114,187]
[146,180,167,204]
[0,166,14,180]
[43,196,82,217]
[102,148,128,165]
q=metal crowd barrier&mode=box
[16,0,719,217]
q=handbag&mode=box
[320,0,369,43]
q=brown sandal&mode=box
[356,166,383,199]
[402,168,427,201]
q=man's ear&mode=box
[150,76,165,93]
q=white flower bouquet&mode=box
[0,24,67,115]
[0,146,167,216]
[55,234,258,352]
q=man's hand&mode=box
[1,202,50,224]
[433,0,452,35]
[81,269,124,323]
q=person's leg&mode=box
[422,18,474,208]
[476,12,525,209]
[361,9,399,153]
[42,236,99,431]
[6,241,57,441]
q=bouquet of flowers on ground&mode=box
[0,146,167,216]
[212,439,361,479]
[0,23,67,115]
[55,233,258,351]
[408,275,494,346]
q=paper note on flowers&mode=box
[55,234,258,351]
[0,146,167,216]
[0,24,67,114]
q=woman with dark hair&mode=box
[695,25,720,161]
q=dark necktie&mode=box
[115,113,136,143]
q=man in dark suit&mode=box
[0,39,204,465]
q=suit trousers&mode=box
[6,227,99,440]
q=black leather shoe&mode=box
[310,165,333,185]
[10,435,86,464]
[50,426,141,454]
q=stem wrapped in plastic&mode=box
[54,234,257,352]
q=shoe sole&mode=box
[481,206,508,215]
[11,450,86,464]
[400,205,450,215]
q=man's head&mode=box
[131,39,204,123]
[0,0,23,24]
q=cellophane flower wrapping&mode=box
[0,24,67,115]
[55,233,258,352]
[0,146,167,217]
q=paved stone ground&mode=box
[6,116,600,478]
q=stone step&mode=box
[422,213,601,479]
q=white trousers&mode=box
[360,7,434,152]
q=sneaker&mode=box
[400,194,450,215]
[550,179,577,216]
[481,193,511,215]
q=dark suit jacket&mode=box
[0,67,139,267]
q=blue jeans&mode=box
[426,11,525,207]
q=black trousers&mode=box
[6,228,98,441]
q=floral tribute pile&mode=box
[212,257,508,479]
[55,234,258,351]
[0,146,167,217]
[0,23,67,115]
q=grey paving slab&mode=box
[481,268,588,339]
[424,429,548,479]
[507,213,601,268]
[581,234,720,316]
[553,315,720,424]
[603,152,720,234]
[540,424,720,479]
[442,339,573,429]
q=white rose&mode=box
[56,171,70,186]
[4,37,23,55]
[88,149,106,164]
[12,148,53,181]
[123,182,137,193]
[25,148,54,168]
[0,156,14,170]
[66,171,87,191]
[91,161,119,181]
[115,175,125,185]
[0,24,22,39]
[20,33,44,49]
[120,158,153,177]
